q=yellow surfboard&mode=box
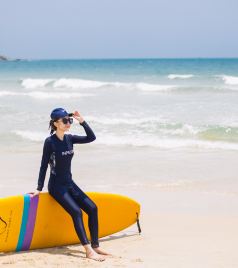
[0,192,140,252]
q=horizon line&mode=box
[2,56,238,61]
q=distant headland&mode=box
[0,55,8,61]
[0,55,21,61]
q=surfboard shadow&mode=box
[99,231,139,242]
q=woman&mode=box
[32,108,109,261]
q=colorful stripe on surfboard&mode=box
[16,194,39,251]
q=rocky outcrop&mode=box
[0,55,22,61]
[0,55,8,61]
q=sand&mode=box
[1,212,238,267]
[1,148,238,267]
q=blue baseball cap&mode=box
[50,108,69,120]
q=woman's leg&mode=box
[49,188,105,261]
[49,189,89,246]
[69,183,99,248]
[69,182,111,256]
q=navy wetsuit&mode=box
[37,120,99,247]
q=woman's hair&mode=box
[49,119,57,135]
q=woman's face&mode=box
[54,116,72,132]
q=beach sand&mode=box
[1,147,238,267]
[1,212,238,267]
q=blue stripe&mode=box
[16,194,31,251]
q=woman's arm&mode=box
[71,110,96,144]
[72,120,96,144]
[36,138,52,191]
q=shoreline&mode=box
[0,147,238,198]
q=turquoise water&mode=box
[1,58,238,151]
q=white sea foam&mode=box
[26,91,93,99]
[136,83,177,91]
[54,79,179,92]
[220,75,238,85]
[21,78,124,90]
[13,130,47,142]
[87,117,202,137]
[13,130,76,142]
[12,129,238,151]
[20,78,179,92]
[21,78,53,89]
[53,78,108,89]
[168,74,194,79]
[0,91,18,97]
[159,124,202,136]
[0,90,94,99]
[95,134,238,151]
[86,115,167,125]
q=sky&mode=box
[0,0,238,59]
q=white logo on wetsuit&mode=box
[62,150,74,156]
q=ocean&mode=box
[1,58,238,152]
[1,58,238,203]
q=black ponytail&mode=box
[49,119,57,135]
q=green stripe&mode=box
[16,194,30,251]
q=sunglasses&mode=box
[59,117,73,125]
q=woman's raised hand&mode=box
[73,111,85,124]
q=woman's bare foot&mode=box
[84,244,105,262]
[93,247,111,256]
[86,250,105,261]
